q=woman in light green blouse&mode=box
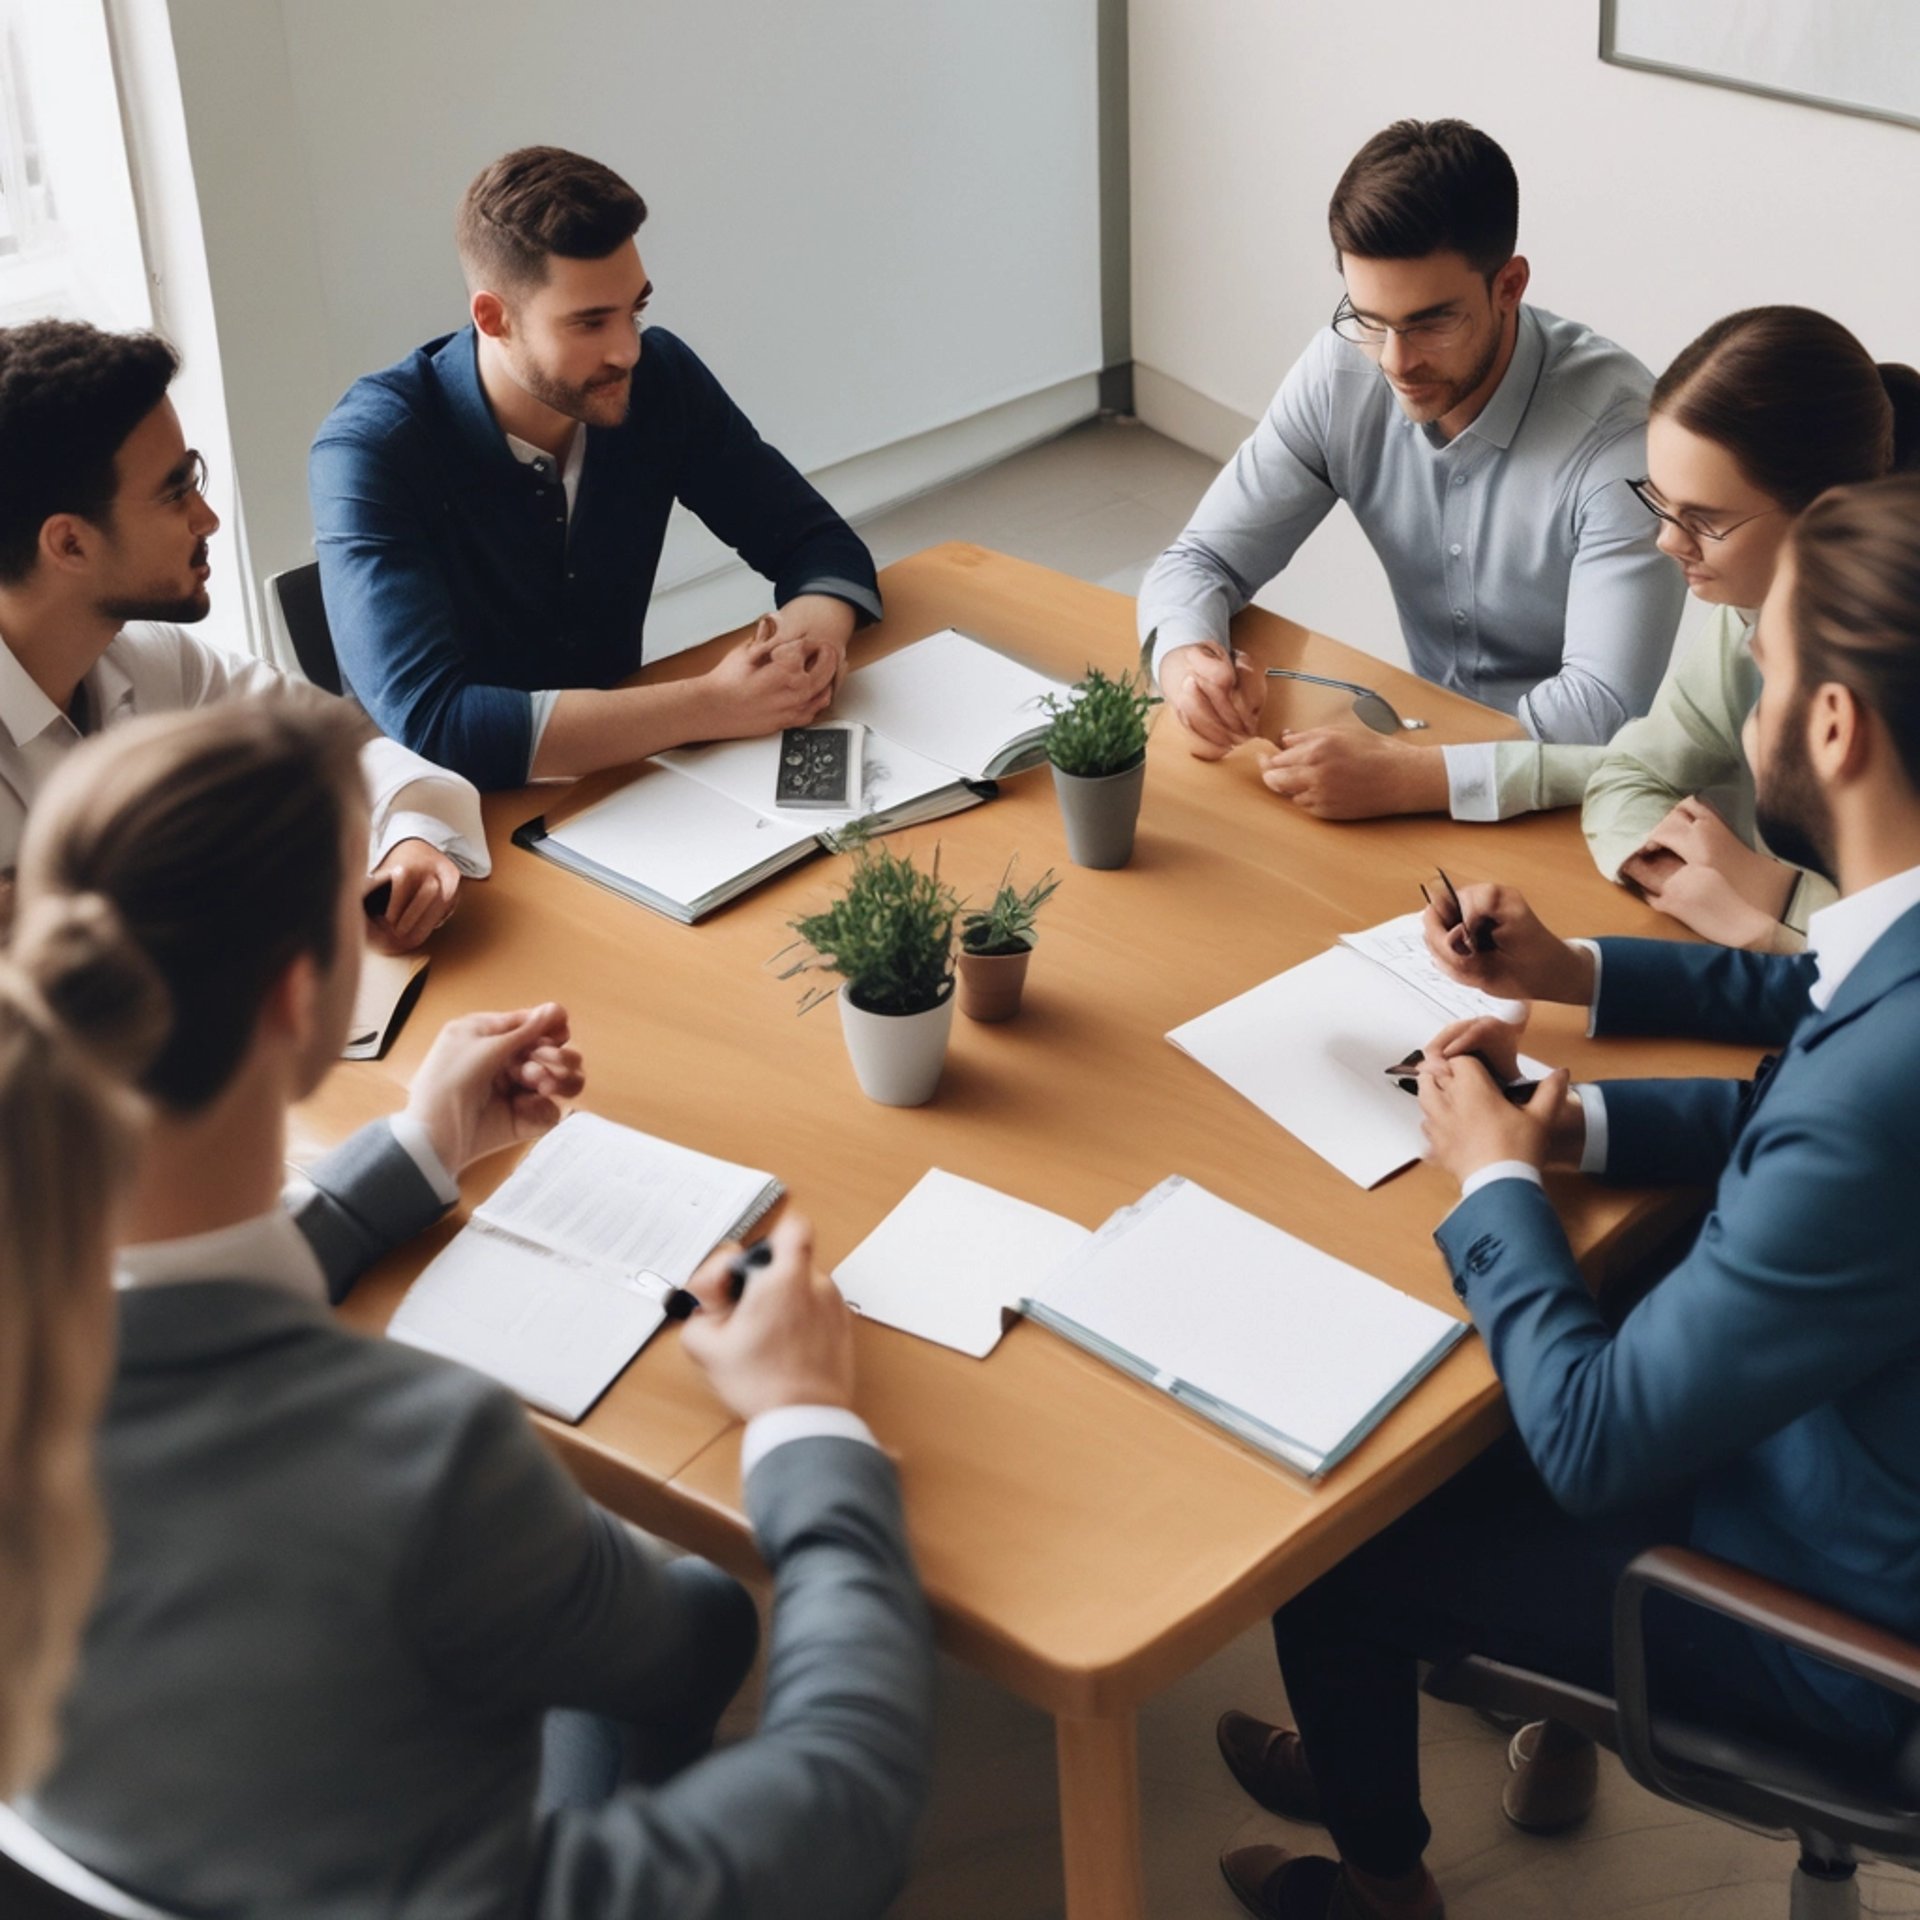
[1263,306,1920,951]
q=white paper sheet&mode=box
[1337,912,1527,1027]
[828,629,1062,780]
[1168,939,1545,1189]
[1032,1177,1465,1469]
[479,1112,780,1286]
[832,1168,1091,1357]
[544,764,816,915]
[389,1230,668,1421]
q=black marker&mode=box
[363,880,393,920]
[664,1239,775,1320]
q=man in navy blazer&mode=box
[310,147,881,790]
[1212,476,1920,1920]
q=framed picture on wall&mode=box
[1601,1,1920,134]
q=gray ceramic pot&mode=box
[1051,754,1145,869]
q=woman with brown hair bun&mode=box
[0,893,164,1796]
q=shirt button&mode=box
[1453,474,1467,487]
[1453,609,1466,624]
[1449,543,1462,556]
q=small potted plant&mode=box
[785,840,961,1106]
[1043,664,1156,869]
[957,859,1061,1023]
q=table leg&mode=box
[1056,1708,1145,1920]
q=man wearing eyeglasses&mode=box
[0,319,487,944]
[1140,120,1685,822]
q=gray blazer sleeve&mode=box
[288,1120,453,1303]
[535,1435,935,1920]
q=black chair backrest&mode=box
[272,562,342,696]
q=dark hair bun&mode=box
[6,893,169,1081]
[1878,363,1920,474]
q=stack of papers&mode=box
[517,629,1064,923]
[1025,1176,1468,1478]
[389,1112,781,1420]
[1167,913,1541,1188]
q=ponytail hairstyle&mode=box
[1653,306,1920,512]
[0,893,166,1795]
[1787,473,1920,798]
[15,696,369,1114]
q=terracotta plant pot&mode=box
[1051,754,1145,868]
[957,939,1034,1022]
[836,981,955,1106]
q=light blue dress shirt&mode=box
[1139,306,1687,747]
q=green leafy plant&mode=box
[1042,664,1157,777]
[781,841,960,1016]
[961,858,1061,956]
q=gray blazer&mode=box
[25,1124,934,1918]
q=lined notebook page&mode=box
[478,1112,780,1285]
[1032,1178,1464,1463]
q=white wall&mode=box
[1128,0,1920,665]
[163,0,1103,652]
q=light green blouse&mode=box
[1460,602,1832,935]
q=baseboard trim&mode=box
[646,373,1101,657]
[1131,362,1256,465]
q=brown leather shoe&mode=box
[1219,1845,1446,1920]
[1216,1710,1325,1823]
[1501,1718,1599,1833]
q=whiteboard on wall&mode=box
[272,0,1103,478]
[1603,1,1920,132]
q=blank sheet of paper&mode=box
[832,1168,1091,1357]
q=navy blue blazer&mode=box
[309,327,882,789]
[1436,908,1920,1741]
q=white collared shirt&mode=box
[1804,861,1920,1010]
[0,623,491,877]
[503,429,588,766]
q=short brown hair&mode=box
[1654,306,1920,513]
[1328,120,1518,279]
[15,699,369,1113]
[1789,474,1920,795]
[455,146,647,297]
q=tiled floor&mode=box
[812,417,1918,1919]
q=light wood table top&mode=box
[304,543,1751,1915]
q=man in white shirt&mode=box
[0,319,487,944]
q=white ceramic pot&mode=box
[837,981,956,1106]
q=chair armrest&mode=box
[1617,1546,1920,1712]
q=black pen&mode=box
[1420,867,1496,954]
[664,1239,774,1321]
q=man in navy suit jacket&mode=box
[1212,475,1920,1920]
[311,147,881,790]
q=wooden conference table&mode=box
[300,544,1756,1919]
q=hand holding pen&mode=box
[1418,874,1598,1007]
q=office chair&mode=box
[266,560,344,695]
[1423,1546,1920,1919]
[0,1804,191,1919]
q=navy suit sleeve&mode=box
[1435,1090,1920,1517]
[1591,1076,1747,1187]
[661,336,882,626]
[1594,936,1817,1046]
[310,423,536,790]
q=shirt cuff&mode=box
[1145,621,1226,686]
[526,690,563,779]
[741,1405,880,1481]
[1460,1159,1544,1200]
[1570,937,1604,1037]
[1443,742,1502,823]
[368,807,485,878]
[367,777,491,879]
[788,577,883,627]
[385,1113,460,1207]
[1576,1083,1610,1175]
